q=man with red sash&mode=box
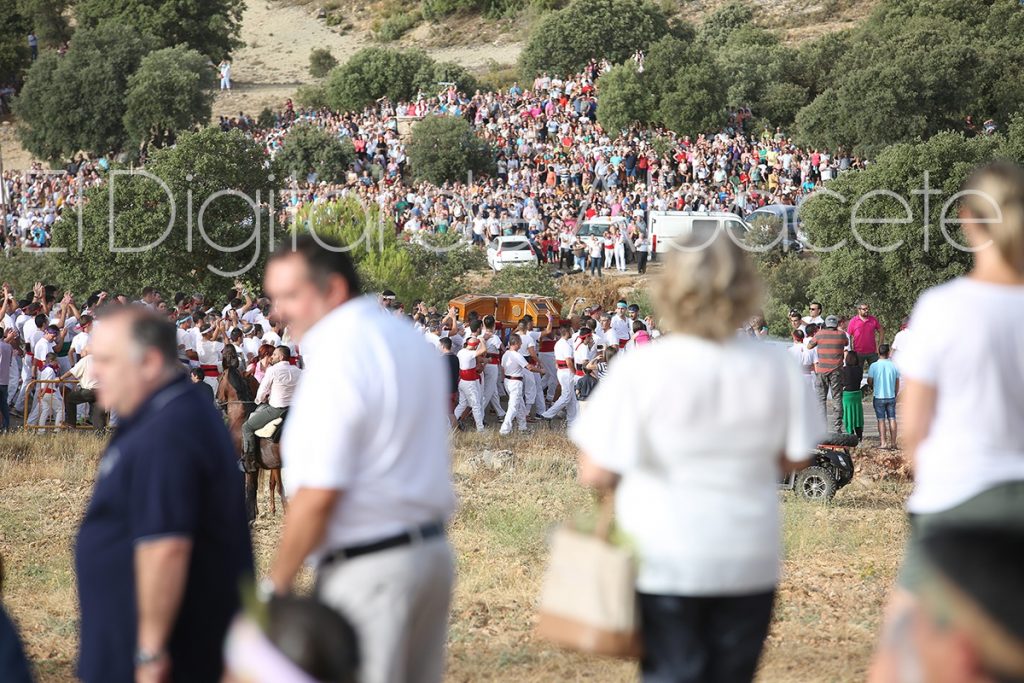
[539,325,577,425]
[480,316,505,421]
[454,336,488,432]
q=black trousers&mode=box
[639,590,775,683]
[637,251,649,274]
[64,387,107,431]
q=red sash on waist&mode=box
[575,370,585,377]
[556,360,569,369]
[35,358,45,370]
[487,353,500,365]
[42,388,56,395]
[200,364,219,377]
[459,369,481,382]
[618,339,628,348]
[539,340,556,353]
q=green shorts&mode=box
[898,481,1024,591]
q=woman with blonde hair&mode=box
[570,227,820,683]
[870,162,1024,682]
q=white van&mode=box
[647,211,750,255]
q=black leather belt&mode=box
[320,521,445,565]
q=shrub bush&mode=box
[406,115,495,184]
[308,47,338,78]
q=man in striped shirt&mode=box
[810,315,847,433]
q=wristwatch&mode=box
[134,648,166,667]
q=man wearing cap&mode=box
[810,315,847,433]
[264,236,457,683]
[454,333,488,432]
[539,324,578,425]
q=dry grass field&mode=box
[0,428,909,682]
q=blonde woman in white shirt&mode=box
[571,228,819,683]
[870,162,1024,683]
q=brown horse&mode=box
[216,347,285,522]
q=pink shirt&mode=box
[848,315,881,355]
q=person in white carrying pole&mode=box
[539,324,578,425]
[480,316,505,421]
[454,336,487,432]
[517,320,547,418]
[499,334,530,435]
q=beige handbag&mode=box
[535,495,643,658]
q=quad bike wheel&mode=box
[795,466,837,501]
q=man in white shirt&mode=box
[481,317,505,421]
[242,346,301,462]
[61,348,106,430]
[802,302,825,326]
[454,336,487,432]
[573,327,594,379]
[539,325,578,425]
[69,314,93,365]
[499,334,529,435]
[264,237,456,683]
[611,302,632,348]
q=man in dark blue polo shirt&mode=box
[75,308,252,683]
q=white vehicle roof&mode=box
[649,211,745,219]
[581,216,628,225]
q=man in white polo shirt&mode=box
[539,324,578,425]
[264,236,456,683]
[241,345,301,464]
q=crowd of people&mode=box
[1,161,1024,683]
[2,57,867,258]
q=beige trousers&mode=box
[316,536,455,683]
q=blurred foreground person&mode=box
[75,308,253,683]
[871,163,1024,682]
[0,554,34,683]
[570,228,820,683]
[263,236,456,683]
[890,529,1024,683]
[224,595,359,683]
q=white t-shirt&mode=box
[501,349,528,378]
[71,331,90,358]
[281,296,457,556]
[570,334,821,595]
[897,278,1024,514]
[572,339,591,369]
[553,338,572,366]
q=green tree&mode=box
[75,0,245,58]
[13,22,155,160]
[17,0,72,46]
[309,47,337,78]
[273,124,355,184]
[51,128,275,295]
[406,115,495,185]
[698,0,754,46]
[717,25,799,119]
[519,0,671,77]
[488,264,558,299]
[124,45,216,150]
[0,4,30,83]
[798,129,1024,330]
[596,64,654,133]
[656,50,726,136]
[794,6,1024,157]
[325,48,477,111]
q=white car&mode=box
[487,236,538,271]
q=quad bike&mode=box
[780,433,859,501]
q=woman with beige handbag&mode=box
[567,227,821,683]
